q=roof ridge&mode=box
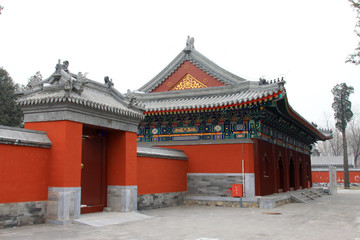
[138,51,187,92]
[137,44,248,93]
[189,49,247,85]
[135,81,284,102]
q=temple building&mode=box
[0,38,331,227]
[134,37,331,197]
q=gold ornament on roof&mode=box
[170,73,207,91]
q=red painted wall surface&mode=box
[152,61,225,92]
[0,144,49,203]
[107,131,137,186]
[137,156,187,194]
[161,143,254,173]
[312,171,360,184]
[25,121,83,187]
[253,139,311,196]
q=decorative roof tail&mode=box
[184,36,195,53]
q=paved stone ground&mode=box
[0,189,359,240]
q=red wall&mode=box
[152,61,225,92]
[0,144,50,203]
[25,121,83,187]
[312,171,360,184]
[137,156,187,194]
[107,131,137,186]
[161,143,254,173]
[253,139,311,196]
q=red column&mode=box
[107,131,137,186]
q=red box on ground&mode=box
[232,184,243,197]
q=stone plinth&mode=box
[107,186,137,212]
[46,187,81,224]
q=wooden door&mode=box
[81,136,106,214]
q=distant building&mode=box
[311,156,360,186]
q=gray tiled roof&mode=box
[137,146,187,160]
[0,125,51,148]
[134,81,284,112]
[18,77,144,120]
[137,47,247,93]
[311,156,354,167]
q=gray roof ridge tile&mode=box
[139,83,284,112]
[135,81,255,101]
[138,51,187,92]
[0,125,52,148]
[137,47,249,93]
[18,83,144,120]
[189,49,247,85]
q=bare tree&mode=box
[348,0,360,64]
[15,71,43,92]
[317,113,342,157]
[329,128,343,156]
[317,127,343,157]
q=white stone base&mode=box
[107,185,137,212]
[46,187,81,224]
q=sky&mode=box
[1,0,360,128]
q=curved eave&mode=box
[73,77,132,107]
[275,97,332,141]
[144,90,283,115]
[18,96,144,120]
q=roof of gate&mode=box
[17,67,144,120]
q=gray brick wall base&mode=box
[0,201,46,229]
[138,192,185,210]
[184,199,259,208]
[187,173,255,198]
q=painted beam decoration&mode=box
[137,106,311,154]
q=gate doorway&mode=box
[81,128,107,214]
[289,157,295,190]
[299,161,303,189]
[277,157,285,192]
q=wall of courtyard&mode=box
[0,126,51,228]
[137,147,187,210]
[312,169,360,186]
[154,143,255,198]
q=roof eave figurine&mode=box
[184,36,195,53]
